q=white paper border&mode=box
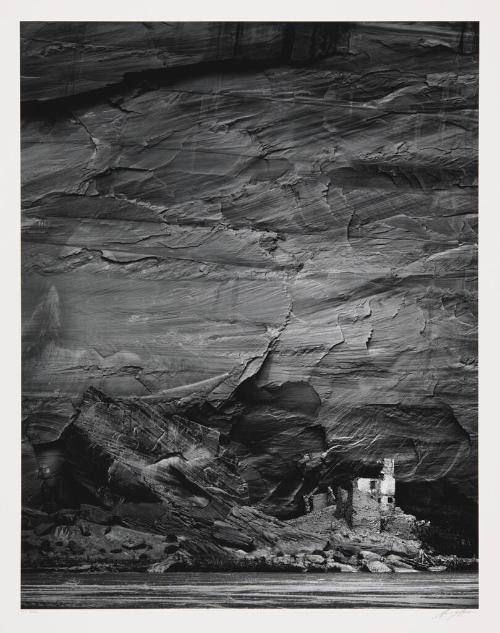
[2,1,498,630]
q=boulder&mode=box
[384,554,416,571]
[331,551,352,565]
[105,525,150,551]
[148,550,193,573]
[364,560,393,573]
[305,554,325,565]
[386,553,403,564]
[326,561,358,572]
[389,539,421,558]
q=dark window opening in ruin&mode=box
[370,480,376,490]
[388,497,393,503]
[378,497,381,502]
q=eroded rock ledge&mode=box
[22,502,477,574]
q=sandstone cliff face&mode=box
[21,22,478,544]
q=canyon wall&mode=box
[21,22,478,541]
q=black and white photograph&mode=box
[12,8,489,616]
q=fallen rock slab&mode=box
[212,522,254,552]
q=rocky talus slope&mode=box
[21,22,478,568]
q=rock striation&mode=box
[21,22,478,564]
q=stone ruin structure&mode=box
[303,486,335,514]
[302,457,416,539]
[348,457,397,532]
[356,457,396,513]
[351,458,416,537]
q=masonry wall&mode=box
[350,488,381,531]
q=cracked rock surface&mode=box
[21,22,478,564]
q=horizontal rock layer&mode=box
[21,22,478,546]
